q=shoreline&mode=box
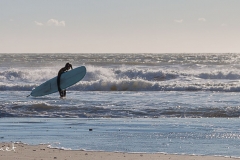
[0,143,238,160]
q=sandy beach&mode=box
[0,143,237,160]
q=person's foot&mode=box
[60,91,64,97]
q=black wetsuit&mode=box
[57,64,72,97]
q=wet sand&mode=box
[0,143,237,160]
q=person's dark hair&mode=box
[65,63,72,69]
[65,63,70,68]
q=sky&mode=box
[1,0,240,53]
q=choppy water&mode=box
[1,53,240,118]
[1,91,240,118]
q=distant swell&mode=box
[198,71,240,79]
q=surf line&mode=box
[0,143,16,151]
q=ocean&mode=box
[1,53,240,157]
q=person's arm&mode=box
[58,68,65,75]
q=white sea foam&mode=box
[1,64,240,92]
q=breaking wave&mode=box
[0,66,240,92]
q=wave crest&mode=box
[1,66,240,92]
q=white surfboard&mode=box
[29,66,86,97]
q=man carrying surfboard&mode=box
[28,65,86,97]
[57,63,73,98]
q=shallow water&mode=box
[1,117,240,157]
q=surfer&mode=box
[57,63,73,98]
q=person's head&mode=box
[65,63,72,70]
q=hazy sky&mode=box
[1,0,240,53]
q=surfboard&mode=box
[29,66,86,97]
